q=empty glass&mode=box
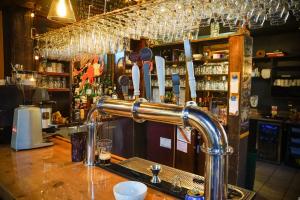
[35,0,297,60]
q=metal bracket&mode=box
[132,98,147,123]
[182,101,198,128]
[201,145,234,156]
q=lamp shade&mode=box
[47,0,76,23]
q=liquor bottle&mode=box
[198,97,203,107]
[111,85,118,99]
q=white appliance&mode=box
[41,107,52,129]
[11,105,53,150]
[40,105,52,129]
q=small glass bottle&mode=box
[48,77,54,88]
[62,77,67,88]
[111,86,118,99]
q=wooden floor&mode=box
[254,161,300,200]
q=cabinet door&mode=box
[146,122,175,167]
[285,124,300,168]
[98,118,134,158]
[176,130,199,174]
[257,121,282,163]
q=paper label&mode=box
[160,137,171,149]
[177,127,191,143]
[229,95,239,116]
[230,72,240,94]
[177,140,188,153]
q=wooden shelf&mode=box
[152,86,185,89]
[47,88,70,92]
[205,58,228,62]
[165,60,185,65]
[150,33,235,48]
[39,72,69,76]
[160,58,227,65]
[195,74,228,76]
[151,74,186,77]
[197,89,228,92]
[253,54,300,61]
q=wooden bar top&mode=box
[0,138,176,200]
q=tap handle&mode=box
[143,63,152,101]
[155,56,165,102]
[132,63,140,98]
[184,39,196,101]
[118,75,129,100]
[172,73,180,104]
[140,48,153,101]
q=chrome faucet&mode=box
[85,97,232,200]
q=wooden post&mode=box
[2,7,34,75]
[0,11,4,79]
[228,34,253,186]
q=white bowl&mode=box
[113,181,147,200]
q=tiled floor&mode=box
[254,161,300,200]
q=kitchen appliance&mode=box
[10,77,53,150]
[257,120,283,163]
[11,105,53,150]
[32,87,56,129]
[40,101,56,129]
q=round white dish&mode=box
[113,181,147,200]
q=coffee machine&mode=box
[11,105,53,150]
[11,79,53,150]
[11,84,53,150]
[6,70,53,150]
[32,87,56,130]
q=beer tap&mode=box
[171,73,180,105]
[155,56,165,103]
[184,39,197,102]
[130,52,140,99]
[140,48,153,101]
[118,75,129,100]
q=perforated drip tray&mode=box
[96,157,255,200]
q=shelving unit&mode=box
[47,88,70,92]
[39,72,70,77]
[150,36,237,127]
[37,59,72,119]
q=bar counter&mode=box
[0,138,175,200]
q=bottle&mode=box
[111,86,118,99]
[198,97,203,107]
[85,83,93,96]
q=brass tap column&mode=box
[85,97,231,200]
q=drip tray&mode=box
[97,157,255,200]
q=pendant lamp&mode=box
[47,0,76,23]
